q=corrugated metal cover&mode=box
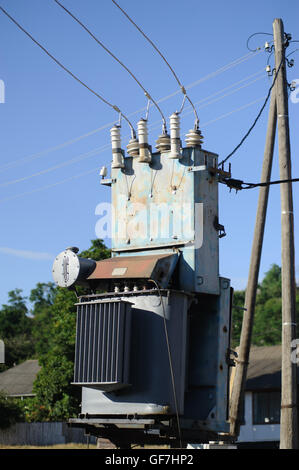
[73,299,132,391]
[87,253,178,287]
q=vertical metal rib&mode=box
[73,299,131,386]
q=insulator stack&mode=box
[110,125,124,169]
[155,133,171,153]
[185,128,204,148]
[126,137,140,157]
[169,112,182,159]
[137,119,151,163]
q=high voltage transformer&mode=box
[52,120,234,447]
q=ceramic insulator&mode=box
[126,137,140,157]
[185,128,204,148]
[110,125,124,169]
[137,119,151,163]
[169,112,181,159]
[155,133,171,153]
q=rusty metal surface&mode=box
[109,147,220,295]
[87,252,178,283]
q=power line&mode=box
[196,74,265,111]
[246,32,273,52]
[0,166,100,204]
[220,176,299,191]
[244,177,299,189]
[218,57,284,167]
[0,5,136,137]
[0,53,262,173]
[53,0,167,132]
[0,73,266,188]
[0,145,110,188]
[0,95,266,203]
[111,0,199,128]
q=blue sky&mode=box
[0,0,298,307]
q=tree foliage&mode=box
[0,391,24,429]
[24,239,110,421]
[232,264,299,348]
[1,242,298,422]
[0,289,34,370]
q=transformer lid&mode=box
[87,252,179,287]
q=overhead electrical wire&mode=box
[246,32,273,52]
[0,5,136,138]
[0,144,110,188]
[195,73,265,111]
[53,0,167,132]
[111,0,200,128]
[0,52,262,173]
[220,176,299,192]
[244,177,299,189]
[149,50,262,107]
[0,72,266,188]
[0,95,267,204]
[218,57,284,167]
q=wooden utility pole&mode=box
[229,85,277,437]
[273,18,298,449]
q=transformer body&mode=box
[55,147,233,446]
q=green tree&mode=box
[231,290,245,348]
[0,392,24,429]
[231,264,299,348]
[30,282,57,356]
[27,239,110,421]
[0,289,34,369]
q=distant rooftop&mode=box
[0,359,41,397]
[245,344,299,390]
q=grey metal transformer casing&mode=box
[80,290,189,416]
[79,278,231,434]
[66,145,232,440]
[73,299,132,391]
[111,147,220,295]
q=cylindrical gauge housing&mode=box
[52,249,96,288]
[137,119,151,163]
[169,112,182,159]
[110,125,124,168]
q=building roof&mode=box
[0,359,41,397]
[245,345,299,391]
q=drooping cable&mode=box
[220,176,299,192]
[0,71,266,187]
[243,177,299,189]
[53,0,167,133]
[246,32,273,52]
[0,54,262,173]
[0,5,136,138]
[148,279,183,448]
[218,57,284,167]
[0,95,266,204]
[111,0,200,129]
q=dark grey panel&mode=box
[73,300,131,391]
